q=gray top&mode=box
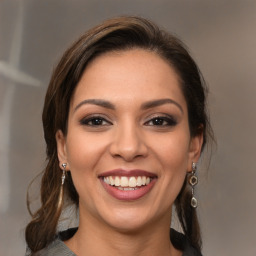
[30,239,76,256]
[26,228,202,256]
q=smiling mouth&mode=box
[103,176,152,190]
[99,169,157,200]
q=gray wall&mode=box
[0,0,255,255]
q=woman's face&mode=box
[56,49,202,232]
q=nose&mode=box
[109,122,148,162]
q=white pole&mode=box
[0,1,41,213]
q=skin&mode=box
[56,49,203,256]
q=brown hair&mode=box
[26,16,213,253]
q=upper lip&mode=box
[98,169,157,178]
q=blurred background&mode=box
[0,0,255,255]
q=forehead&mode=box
[70,49,186,109]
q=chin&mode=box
[107,217,150,234]
[97,204,162,234]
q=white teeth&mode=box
[117,187,139,191]
[104,176,110,184]
[109,176,115,186]
[129,177,137,187]
[136,176,142,186]
[114,176,120,186]
[120,176,129,187]
[103,175,152,188]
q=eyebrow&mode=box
[74,98,183,113]
[141,98,183,113]
[74,99,115,112]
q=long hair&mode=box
[26,16,213,253]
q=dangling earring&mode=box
[58,163,67,210]
[189,162,198,208]
[61,163,67,185]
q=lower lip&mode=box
[100,178,157,201]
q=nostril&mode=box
[111,150,146,162]
[109,139,148,161]
[109,126,148,161]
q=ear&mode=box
[56,130,69,170]
[187,131,204,172]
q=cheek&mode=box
[150,131,190,194]
[65,131,108,170]
[64,133,107,202]
[150,131,191,169]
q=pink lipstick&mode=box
[99,169,157,201]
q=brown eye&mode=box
[80,116,112,126]
[145,116,177,126]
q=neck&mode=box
[65,208,181,256]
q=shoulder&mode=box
[36,239,75,256]
[27,228,202,256]
[170,229,203,256]
[26,228,78,256]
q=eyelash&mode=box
[80,115,177,127]
[144,115,177,127]
[80,115,112,126]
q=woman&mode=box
[25,16,213,256]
